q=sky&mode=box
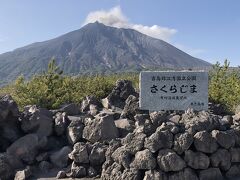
[0,0,240,66]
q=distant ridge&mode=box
[0,22,211,85]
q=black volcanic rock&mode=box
[0,22,211,84]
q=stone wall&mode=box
[0,80,240,180]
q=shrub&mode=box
[209,60,240,112]
[0,59,139,110]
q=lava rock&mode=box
[225,165,240,179]
[0,95,19,120]
[20,106,53,137]
[121,132,146,154]
[68,142,89,164]
[0,153,15,180]
[67,119,84,144]
[83,113,119,143]
[56,170,67,179]
[7,134,41,164]
[39,161,52,172]
[212,130,235,149]
[130,149,156,170]
[120,95,145,120]
[14,166,32,180]
[54,112,69,136]
[81,95,102,112]
[89,142,107,166]
[144,130,173,153]
[50,146,72,168]
[59,103,80,115]
[70,162,86,178]
[230,148,240,162]
[111,146,132,169]
[102,79,137,109]
[114,118,134,137]
[194,130,218,153]
[173,132,193,154]
[210,148,231,171]
[157,149,186,172]
[199,168,223,180]
[184,150,210,169]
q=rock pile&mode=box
[0,80,240,180]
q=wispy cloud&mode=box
[82,6,177,42]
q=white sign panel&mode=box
[140,71,208,111]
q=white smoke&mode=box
[82,6,177,42]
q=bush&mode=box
[0,59,139,110]
[209,60,240,112]
[1,59,239,112]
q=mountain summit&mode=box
[0,22,211,84]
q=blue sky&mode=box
[0,0,239,66]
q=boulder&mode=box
[168,168,198,180]
[87,166,98,178]
[184,150,210,169]
[121,132,146,154]
[0,117,22,150]
[0,153,15,180]
[59,103,80,115]
[7,134,41,163]
[39,161,52,172]
[0,95,19,121]
[149,111,168,127]
[89,142,107,166]
[173,132,193,154]
[54,112,69,136]
[157,149,186,172]
[230,148,240,162]
[112,146,132,168]
[143,170,166,180]
[50,146,72,168]
[144,130,173,153]
[14,166,32,180]
[212,130,235,149]
[56,170,67,179]
[210,148,231,171]
[101,162,122,180]
[114,118,134,137]
[182,111,220,135]
[121,168,142,180]
[20,106,53,137]
[219,115,233,129]
[83,113,119,143]
[102,79,137,109]
[225,165,240,179]
[194,130,218,153]
[81,96,102,112]
[199,168,223,180]
[68,142,89,164]
[70,162,86,178]
[105,139,121,161]
[120,95,146,120]
[130,149,156,170]
[67,119,84,144]
[168,114,181,124]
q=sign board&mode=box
[139,71,208,111]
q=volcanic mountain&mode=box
[0,22,211,84]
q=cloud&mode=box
[82,6,177,41]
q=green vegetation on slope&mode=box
[0,59,239,112]
[0,59,139,109]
